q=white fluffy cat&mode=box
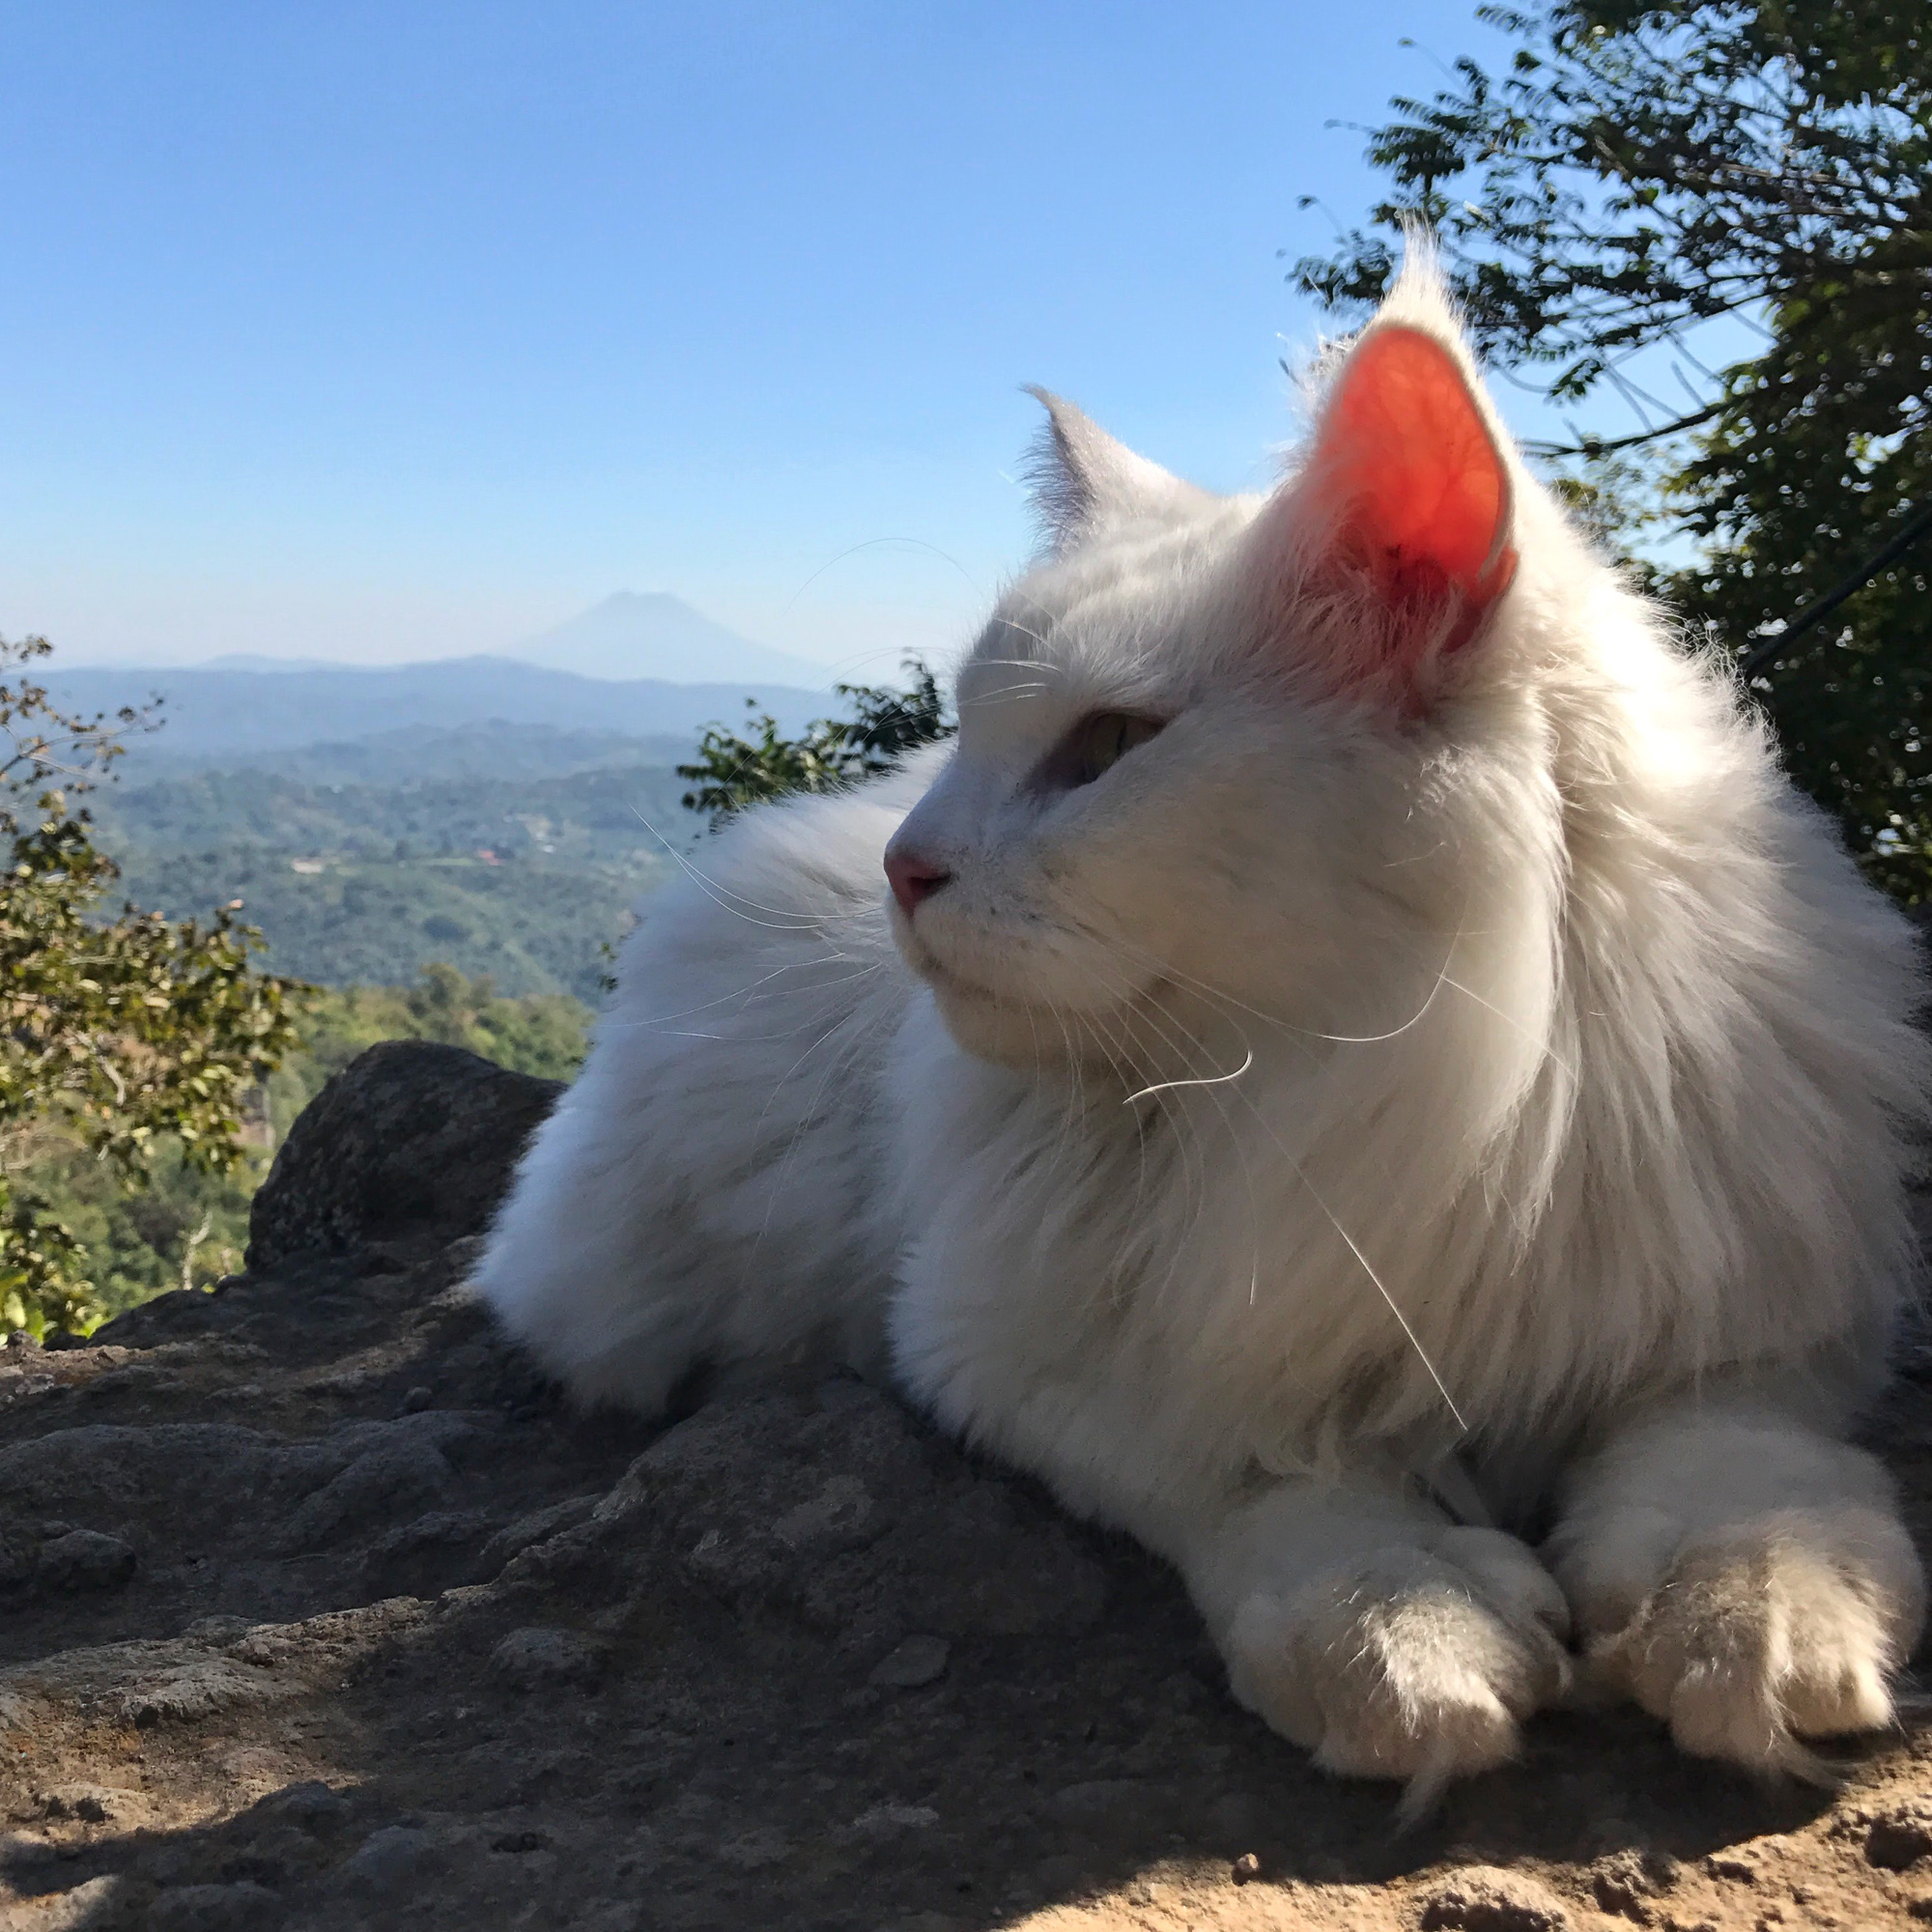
[473,262,1931,1808]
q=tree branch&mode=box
[1524,400,1725,461]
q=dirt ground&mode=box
[1,1039,1931,1930]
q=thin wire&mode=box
[1738,496,1932,679]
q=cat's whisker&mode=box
[1062,939,1464,1434]
[626,964,888,1046]
[1079,1016,1153,1269]
[628,805,884,931]
[968,656,1065,675]
[1034,999,1106,1200]
[1063,958,1234,1290]
[600,958,883,1033]
[1438,975,1579,1082]
[751,983,892,1126]
[1094,997,1233,1296]
[1086,1004,1158,1212]
[982,589,1065,654]
[1240,1097,1469,1437]
[780,533,988,616]
[1121,1047,1254,1107]
[1097,922,1466,1050]
[958,685,1053,709]
[1050,1005,1093,1184]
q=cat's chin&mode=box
[914,957,1038,1067]
[898,922,1164,1072]
[895,942,1059,1068]
[914,961,1122,1072]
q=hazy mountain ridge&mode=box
[43,655,825,767]
[119,720,697,786]
[53,591,834,690]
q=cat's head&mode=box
[884,265,1592,1074]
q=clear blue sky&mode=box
[0,1,1549,676]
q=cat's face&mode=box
[885,284,1531,1074]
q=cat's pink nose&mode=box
[885,847,952,918]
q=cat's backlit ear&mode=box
[1023,387,1198,554]
[1271,315,1518,695]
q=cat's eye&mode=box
[1033,710,1166,792]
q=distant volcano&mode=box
[513,592,831,687]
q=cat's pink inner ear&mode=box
[1312,324,1518,655]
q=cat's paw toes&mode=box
[1227,1530,1571,1811]
[1587,1508,1922,1776]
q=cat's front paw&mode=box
[1226,1527,1572,1815]
[1574,1507,1923,1777]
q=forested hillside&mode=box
[87,753,697,1000]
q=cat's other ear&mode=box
[1259,286,1519,698]
[1023,387,1198,554]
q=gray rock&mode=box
[37,1529,135,1593]
[1418,1866,1572,1931]
[148,1881,284,1931]
[247,1039,561,1269]
[1590,1845,1679,1913]
[275,1437,454,1553]
[773,1473,884,1554]
[868,1634,951,1689]
[0,1425,276,1541]
[1208,1790,1263,1842]
[716,1826,791,1870]
[0,1524,38,1591]
[603,1384,1110,1644]
[475,1494,603,1577]
[340,1824,443,1894]
[847,1802,939,1838]
[263,1779,351,1833]
[574,1906,649,1932]
[115,1655,303,1728]
[489,1625,610,1687]
[1867,1796,1932,1868]
[1050,1779,1159,1825]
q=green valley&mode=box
[87,753,701,1002]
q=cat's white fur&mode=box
[474,264,1930,1805]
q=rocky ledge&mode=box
[0,1040,1929,1930]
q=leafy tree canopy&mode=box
[1293,0,1932,895]
[355,962,589,1084]
[0,635,302,1335]
[680,661,954,822]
